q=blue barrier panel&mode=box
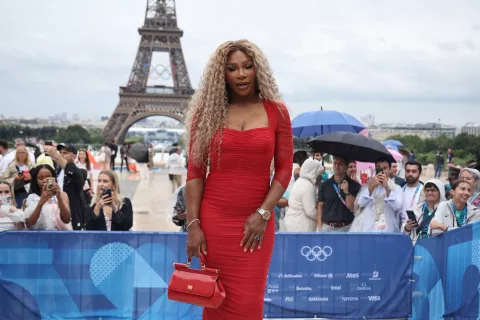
[266,233,413,319]
[0,232,413,320]
[411,222,480,320]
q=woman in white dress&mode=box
[24,164,72,230]
[284,158,324,232]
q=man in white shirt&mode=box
[166,147,186,193]
[400,161,424,229]
[356,157,403,233]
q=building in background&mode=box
[369,122,457,140]
[461,123,480,137]
[360,114,375,127]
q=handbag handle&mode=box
[186,254,206,270]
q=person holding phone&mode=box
[45,143,86,230]
[24,165,71,230]
[86,170,133,231]
[402,179,445,242]
[0,146,35,208]
[355,157,403,232]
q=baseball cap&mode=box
[57,143,78,155]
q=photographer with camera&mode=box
[0,146,35,208]
[85,170,132,231]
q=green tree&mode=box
[57,125,92,144]
[385,135,425,153]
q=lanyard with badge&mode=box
[333,182,351,212]
[403,184,421,208]
[450,202,468,227]
[416,203,435,235]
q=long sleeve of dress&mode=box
[272,104,293,189]
[186,122,207,181]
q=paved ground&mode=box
[116,169,184,232]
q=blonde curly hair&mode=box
[185,39,285,168]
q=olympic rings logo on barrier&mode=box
[301,246,333,261]
[143,64,177,80]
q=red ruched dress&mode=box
[186,100,293,320]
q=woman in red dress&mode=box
[185,40,293,319]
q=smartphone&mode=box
[103,188,112,198]
[375,168,383,175]
[46,177,54,191]
[45,141,53,146]
[406,210,418,224]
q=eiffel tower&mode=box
[103,0,193,143]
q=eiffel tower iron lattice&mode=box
[103,0,193,143]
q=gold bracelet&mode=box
[186,219,200,230]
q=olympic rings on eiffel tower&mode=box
[143,64,177,80]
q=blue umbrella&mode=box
[382,140,403,147]
[291,110,366,137]
[384,145,399,151]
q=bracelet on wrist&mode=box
[186,219,200,230]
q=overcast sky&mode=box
[0,0,479,126]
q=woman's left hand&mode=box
[241,212,267,253]
[51,183,61,198]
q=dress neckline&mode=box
[224,100,271,133]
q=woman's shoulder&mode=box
[414,202,424,212]
[26,193,40,205]
[264,100,288,114]
[435,200,451,215]
[436,200,450,209]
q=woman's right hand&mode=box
[95,195,111,210]
[186,223,207,258]
[40,185,54,205]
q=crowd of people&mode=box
[0,138,133,232]
[277,149,480,243]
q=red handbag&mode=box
[168,255,226,309]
